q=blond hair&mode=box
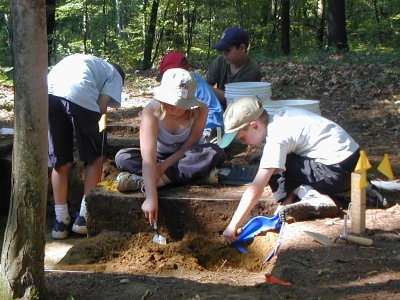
[153,100,199,120]
[258,110,269,125]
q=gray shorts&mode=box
[115,144,226,184]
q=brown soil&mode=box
[2,56,400,299]
[43,101,400,300]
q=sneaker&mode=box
[366,184,388,208]
[52,219,70,239]
[279,187,339,222]
[206,167,219,184]
[115,172,143,192]
[72,215,87,235]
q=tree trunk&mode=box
[281,0,290,55]
[143,0,159,70]
[46,0,56,65]
[186,7,197,56]
[316,0,325,50]
[83,0,89,53]
[327,0,349,51]
[152,0,171,64]
[0,0,48,298]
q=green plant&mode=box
[0,66,13,87]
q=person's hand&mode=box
[222,225,240,244]
[141,197,158,225]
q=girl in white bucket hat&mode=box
[115,68,226,225]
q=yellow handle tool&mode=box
[340,235,373,246]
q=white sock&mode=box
[298,185,314,199]
[79,197,87,219]
[156,178,165,188]
[55,204,70,224]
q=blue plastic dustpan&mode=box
[232,215,281,253]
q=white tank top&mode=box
[155,106,195,153]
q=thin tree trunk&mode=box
[316,0,325,50]
[0,0,48,298]
[46,0,56,64]
[237,0,244,28]
[327,0,349,51]
[83,0,89,53]
[267,14,280,49]
[186,7,196,56]
[143,0,159,70]
[281,0,290,55]
[152,0,171,65]
[373,0,382,43]
[207,6,212,59]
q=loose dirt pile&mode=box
[2,54,400,299]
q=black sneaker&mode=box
[52,219,70,239]
[72,215,87,235]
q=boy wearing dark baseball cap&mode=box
[206,27,262,109]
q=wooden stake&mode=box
[350,172,366,234]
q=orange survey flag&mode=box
[377,154,394,180]
[265,274,292,286]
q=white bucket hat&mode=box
[219,96,264,148]
[153,68,200,110]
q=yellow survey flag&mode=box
[356,170,369,189]
[377,154,394,180]
[98,114,107,132]
[355,150,372,171]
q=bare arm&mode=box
[139,104,160,224]
[97,94,113,114]
[223,168,275,244]
[210,86,227,108]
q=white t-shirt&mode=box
[259,107,359,173]
[48,54,123,113]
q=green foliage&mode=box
[1,0,400,69]
[0,66,13,87]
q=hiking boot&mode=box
[366,184,388,208]
[72,215,87,235]
[115,172,143,192]
[52,219,70,239]
[279,187,339,222]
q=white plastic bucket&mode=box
[225,82,272,105]
[263,100,321,116]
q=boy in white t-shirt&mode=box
[48,54,125,239]
[218,96,360,244]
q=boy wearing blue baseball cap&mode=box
[206,27,262,109]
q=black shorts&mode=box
[48,95,106,168]
[269,149,360,202]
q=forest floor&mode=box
[1,52,400,299]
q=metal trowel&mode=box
[304,230,334,246]
[153,221,167,245]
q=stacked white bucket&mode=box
[225,82,272,105]
[224,82,320,116]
